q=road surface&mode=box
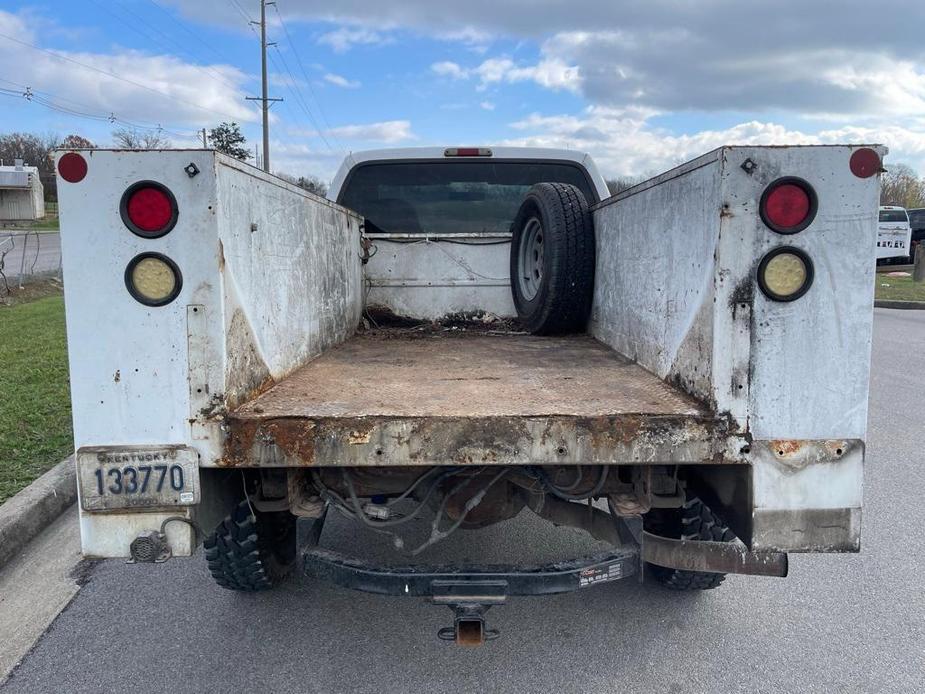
[0,232,61,282]
[2,309,923,693]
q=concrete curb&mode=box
[875,300,925,310]
[0,457,76,569]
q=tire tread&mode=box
[203,499,295,592]
[510,182,595,334]
[647,496,735,591]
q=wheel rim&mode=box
[518,217,544,301]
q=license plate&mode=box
[77,446,200,511]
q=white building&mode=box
[0,159,45,221]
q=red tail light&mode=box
[444,147,492,157]
[759,177,817,234]
[120,181,178,238]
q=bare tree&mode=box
[276,172,328,197]
[0,132,57,168]
[61,134,96,149]
[880,163,925,209]
[605,175,646,196]
[112,127,171,150]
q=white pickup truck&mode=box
[55,143,884,644]
[877,205,912,262]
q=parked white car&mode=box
[877,205,912,262]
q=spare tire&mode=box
[509,182,595,335]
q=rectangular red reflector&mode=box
[444,147,492,157]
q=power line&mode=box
[144,0,250,69]
[229,0,257,26]
[86,0,256,102]
[0,78,199,138]
[0,30,248,122]
[268,46,336,155]
[230,0,340,159]
[243,0,283,172]
[271,3,344,153]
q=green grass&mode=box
[875,275,925,303]
[0,291,72,503]
[27,218,60,231]
[3,216,59,232]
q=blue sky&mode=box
[2,1,924,180]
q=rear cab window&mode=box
[879,210,909,223]
[337,161,599,235]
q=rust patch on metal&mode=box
[219,331,742,467]
[347,430,372,445]
[760,439,857,472]
[221,412,735,467]
[771,439,802,457]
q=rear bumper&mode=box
[298,500,787,602]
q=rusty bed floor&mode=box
[224,331,727,467]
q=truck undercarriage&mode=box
[225,456,786,645]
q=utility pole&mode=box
[200,128,208,148]
[246,0,282,173]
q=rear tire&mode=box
[509,182,595,335]
[203,499,296,591]
[644,496,735,591]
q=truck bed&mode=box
[222,330,734,467]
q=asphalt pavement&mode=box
[3,308,924,693]
[0,232,61,281]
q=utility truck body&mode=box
[55,143,884,643]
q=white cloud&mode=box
[433,56,580,92]
[498,58,580,92]
[267,139,344,180]
[317,26,391,53]
[504,107,925,177]
[436,27,493,53]
[480,101,495,111]
[539,31,925,118]
[431,61,469,79]
[325,120,415,143]
[172,1,925,120]
[0,10,254,128]
[323,72,361,88]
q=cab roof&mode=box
[328,146,610,202]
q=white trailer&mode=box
[55,143,884,644]
[0,160,45,221]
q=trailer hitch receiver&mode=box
[437,604,500,646]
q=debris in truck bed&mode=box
[361,303,524,338]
